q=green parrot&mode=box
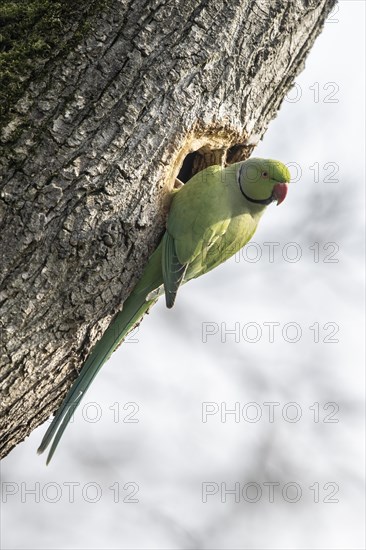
[38,157,291,463]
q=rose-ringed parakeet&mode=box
[38,157,290,463]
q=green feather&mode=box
[162,232,187,309]
[38,157,291,462]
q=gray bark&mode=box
[0,0,336,458]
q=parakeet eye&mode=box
[262,171,269,178]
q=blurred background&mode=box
[1,1,365,549]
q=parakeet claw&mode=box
[146,286,163,301]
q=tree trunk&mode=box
[0,0,336,458]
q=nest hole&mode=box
[177,144,249,184]
[177,151,202,183]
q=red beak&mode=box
[273,182,288,205]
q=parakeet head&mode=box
[237,158,291,206]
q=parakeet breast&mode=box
[185,211,259,279]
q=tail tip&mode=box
[37,442,46,456]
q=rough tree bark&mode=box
[0,0,336,458]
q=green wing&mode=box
[161,165,232,306]
[162,232,187,308]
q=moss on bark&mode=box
[0,0,109,124]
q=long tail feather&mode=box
[38,291,156,463]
